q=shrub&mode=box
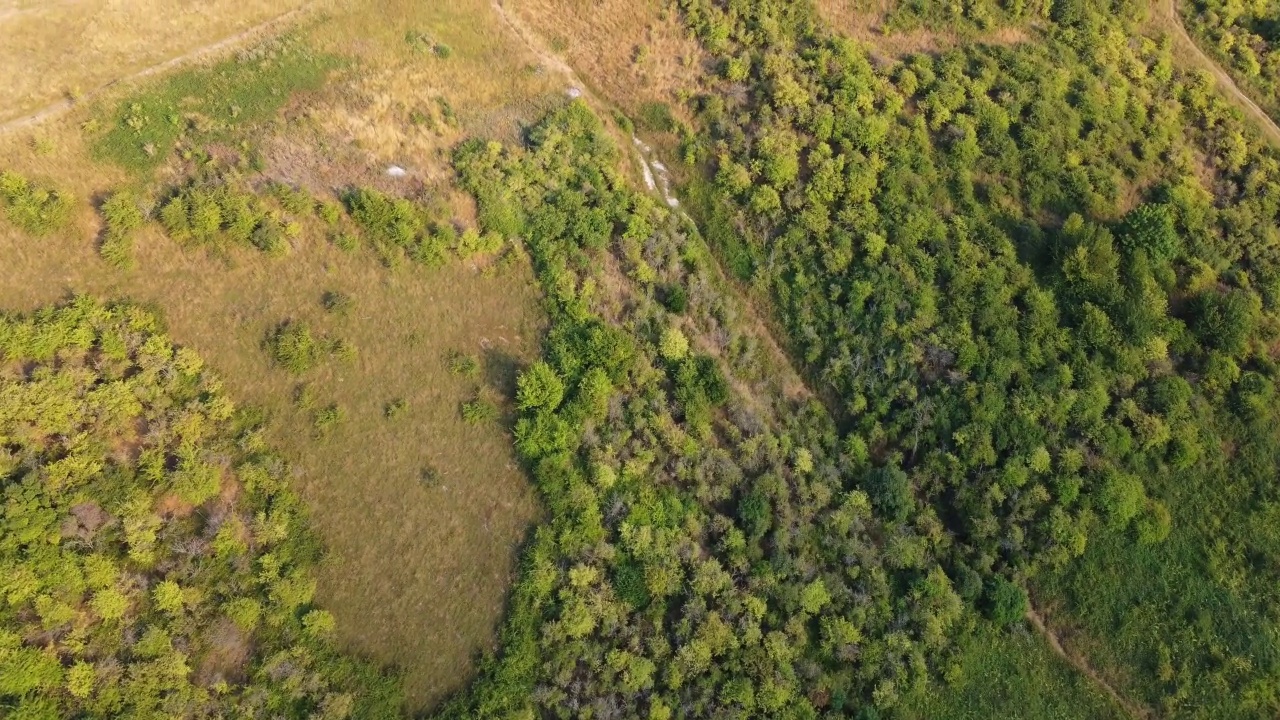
[384,398,408,419]
[462,395,499,424]
[0,170,72,235]
[99,191,146,268]
[312,403,344,437]
[985,577,1029,626]
[266,322,325,374]
[517,361,565,410]
[659,284,689,313]
[659,326,690,361]
[321,290,353,317]
[448,351,481,378]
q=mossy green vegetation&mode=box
[94,35,337,173]
[0,298,400,718]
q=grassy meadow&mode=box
[0,0,588,710]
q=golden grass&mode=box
[0,0,310,123]
[0,0,572,711]
[506,0,706,118]
[0,213,545,710]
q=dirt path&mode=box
[0,5,311,136]
[1154,0,1280,147]
[1027,606,1151,719]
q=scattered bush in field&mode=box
[265,321,349,374]
[385,397,408,419]
[420,464,442,487]
[271,182,316,215]
[447,351,481,378]
[433,43,453,59]
[332,231,359,252]
[317,200,343,225]
[436,98,459,128]
[312,403,344,437]
[461,393,499,424]
[0,170,72,235]
[158,178,292,255]
[98,190,146,268]
[321,290,353,317]
[293,382,316,410]
[332,338,358,364]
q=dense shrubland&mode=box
[441,100,999,719]
[1185,0,1280,118]
[670,0,1280,713]
[0,298,400,718]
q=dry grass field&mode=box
[0,0,311,123]
[0,0,587,711]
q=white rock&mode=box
[386,165,407,178]
[567,87,582,99]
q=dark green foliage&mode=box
[985,577,1030,626]
[0,299,400,718]
[0,170,71,235]
[658,283,689,313]
[1117,203,1182,262]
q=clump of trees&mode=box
[675,0,1280,712]
[1186,0,1280,118]
[0,298,400,718]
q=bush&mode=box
[266,322,329,374]
[312,404,344,437]
[462,395,500,424]
[321,290,353,317]
[517,362,565,410]
[0,170,72,235]
[385,398,408,419]
[986,577,1029,626]
[448,351,481,378]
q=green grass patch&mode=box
[93,36,338,173]
[900,622,1126,720]
[681,175,755,281]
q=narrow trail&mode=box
[0,5,312,136]
[1027,607,1151,719]
[1155,0,1280,147]
[490,0,814,403]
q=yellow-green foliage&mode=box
[0,298,400,717]
[0,170,72,236]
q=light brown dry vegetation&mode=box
[0,0,310,123]
[0,0,569,711]
[506,0,706,119]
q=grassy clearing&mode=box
[0,0,571,711]
[93,34,338,173]
[0,212,545,711]
[899,621,1127,720]
[0,0,309,123]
